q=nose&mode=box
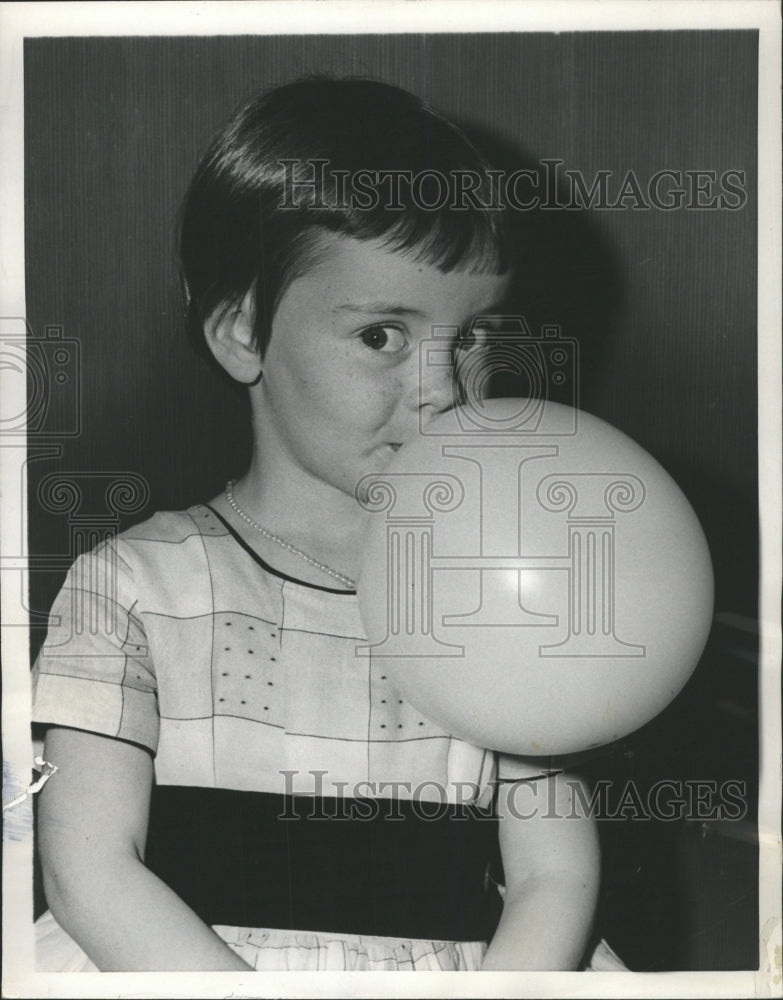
[409,342,457,419]
[411,347,458,420]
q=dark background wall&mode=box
[24,33,758,970]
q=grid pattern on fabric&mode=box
[32,506,495,803]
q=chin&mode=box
[350,454,397,505]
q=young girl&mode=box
[32,77,620,973]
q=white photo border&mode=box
[1,2,780,998]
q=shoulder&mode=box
[118,506,211,546]
[87,505,221,579]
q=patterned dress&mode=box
[32,504,625,972]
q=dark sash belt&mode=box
[145,785,502,941]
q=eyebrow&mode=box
[335,301,508,319]
[335,302,426,318]
[469,304,509,319]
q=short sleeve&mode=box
[31,538,159,753]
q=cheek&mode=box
[269,327,404,429]
[315,356,405,426]
[350,370,405,424]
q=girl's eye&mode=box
[360,325,408,353]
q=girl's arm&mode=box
[480,759,600,971]
[37,727,253,972]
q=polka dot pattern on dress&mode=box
[213,612,281,722]
[371,663,434,738]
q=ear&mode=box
[203,287,263,384]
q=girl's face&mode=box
[254,233,510,501]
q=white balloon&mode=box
[357,399,713,756]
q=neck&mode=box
[227,445,368,584]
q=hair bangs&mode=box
[180,77,514,359]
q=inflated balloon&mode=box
[356,398,713,756]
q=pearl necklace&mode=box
[224,481,356,590]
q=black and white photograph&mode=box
[2,2,780,997]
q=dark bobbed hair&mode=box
[180,76,511,357]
